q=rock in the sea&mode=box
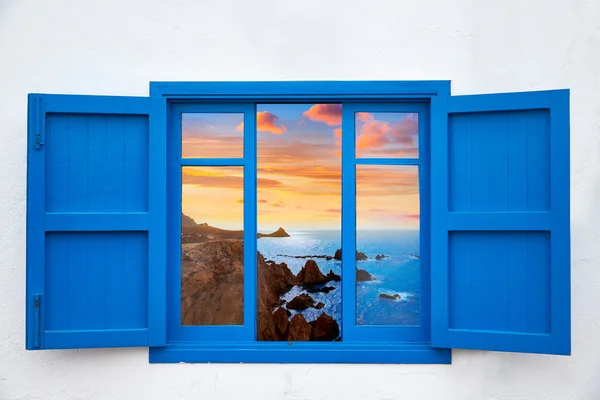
[333,248,368,261]
[356,268,373,282]
[325,269,341,282]
[296,260,325,285]
[287,294,316,310]
[375,254,388,260]
[333,249,342,260]
[311,313,340,341]
[288,314,313,341]
[296,260,341,286]
[273,307,291,335]
[315,302,325,309]
[257,227,291,238]
[379,293,401,300]
[306,285,336,294]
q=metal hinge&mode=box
[33,294,41,348]
[34,133,44,150]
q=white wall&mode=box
[0,0,598,398]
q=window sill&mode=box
[149,342,451,364]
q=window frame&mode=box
[149,81,452,364]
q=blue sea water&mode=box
[257,229,420,328]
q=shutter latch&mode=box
[33,294,41,348]
[34,133,44,150]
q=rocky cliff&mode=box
[180,218,339,341]
[181,239,244,325]
[181,213,197,228]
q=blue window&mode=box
[26,82,570,363]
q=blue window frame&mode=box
[168,103,257,343]
[25,82,571,363]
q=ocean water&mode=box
[257,229,420,328]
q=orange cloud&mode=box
[271,201,285,208]
[237,199,244,204]
[333,127,342,142]
[182,168,283,189]
[303,104,342,126]
[356,112,373,122]
[237,111,287,134]
[258,166,340,182]
[259,199,268,203]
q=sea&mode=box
[257,229,420,328]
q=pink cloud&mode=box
[356,119,390,151]
[389,114,418,145]
[303,104,342,126]
[237,111,287,134]
[356,113,418,154]
[258,199,268,203]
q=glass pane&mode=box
[355,112,419,158]
[355,165,420,326]
[182,113,244,158]
[256,104,342,341]
[180,166,244,325]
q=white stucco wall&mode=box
[0,0,598,398]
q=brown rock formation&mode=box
[333,248,368,261]
[181,239,244,325]
[181,213,197,228]
[286,294,316,310]
[356,268,374,282]
[311,313,340,341]
[272,307,291,335]
[257,227,291,238]
[257,251,298,341]
[306,285,336,294]
[379,293,401,300]
[296,260,341,286]
[288,314,313,341]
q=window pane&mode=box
[256,104,342,342]
[182,113,244,158]
[355,112,419,158]
[355,165,420,326]
[180,166,244,325]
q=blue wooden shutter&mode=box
[431,90,570,355]
[26,94,167,349]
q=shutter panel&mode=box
[26,94,167,349]
[431,90,570,355]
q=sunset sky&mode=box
[181,105,420,231]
